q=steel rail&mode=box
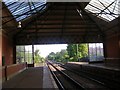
[57,61,120,89]
[47,63,65,90]
[47,61,85,90]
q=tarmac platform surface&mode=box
[2,63,58,89]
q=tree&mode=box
[78,44,88,58]
[67,44,78,61]
[46,49,68,63]
[60,49,68,62]
[55,49,68,62]
[47,52,56,60]
[34,49,44,63]
[67,44,76,58]
[67,44,88,61]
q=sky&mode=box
[34,44,67,58]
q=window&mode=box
[89,43,104,62]
[3,0,46,21]
[85,0,120,22]
[16,45,33,64]
[16,46,25,63]
[25,45,33,64]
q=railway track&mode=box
[58,62,120,89]
[46,60,109,90]
[47,61,85,90]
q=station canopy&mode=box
[3,0,120,22]
[85,0,120,21]
[2,0,120,44]
[3,0,46,21]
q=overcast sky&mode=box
[34,44,67,58]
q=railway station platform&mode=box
[2,63,58,89]
[65,62,120,84]
[66,62,120,71]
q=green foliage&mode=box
[67,44,76,58]
[16,46,45,64]
[47,52,56,60]
[78,44,88,58]
[47,44,88,62]
[26,52,32,64]
[46,49,68,63]
[34,49,44,63]
[67,44,88,61]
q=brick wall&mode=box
[2,34,13,65]
[2,63,27,82]
[0,31,2,65]
[104,18,120,66]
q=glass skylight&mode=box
[85,0,120,22]
[3,0,46,21]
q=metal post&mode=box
[32,45,34,67]
[5,66,7,81]
[76,44,78,61]
[88,43,90,62]
[95,43,97,61]
[24,46,25,62]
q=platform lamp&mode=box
[18,21,22,28]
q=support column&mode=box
[76,44,78,61]
[32,44,34,67]
[88,43,90,62]
[24,46,25,62]
[103,41,107,63]
[13,38,16,64]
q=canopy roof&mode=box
[3,0,119,22]
[3,0,46,21]
[85,0,120,21]
[2,1,119,44]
